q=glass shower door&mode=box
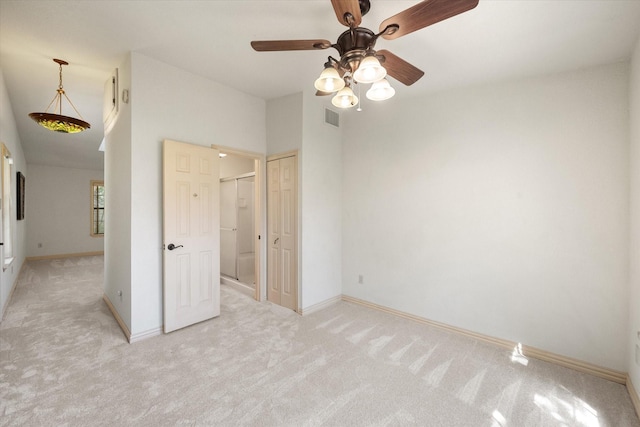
[220,179,237,278]
[236,176,255,284]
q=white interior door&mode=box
[163,139,220,333]
[267,160,281,305]
[267,155,297,311]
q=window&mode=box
[91,180,104,236]
[1,143,13,269]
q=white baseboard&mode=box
[299,295,341,316]
[628,376,640,421]
[1,259,26,322]
[103,294,162,343]
[130,327,162,343]
[103,293,132,342]
[342,295,627,385]
[27,251,104,261]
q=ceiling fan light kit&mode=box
[352,54,387,84]
[251,0,479,109]
[332,86,359,109]
[28,58,90,133]
[366,78,395,101]
[314,64,345,92]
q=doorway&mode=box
[220,173,255,288]
[215,147,264,302]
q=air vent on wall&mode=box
[324,108,339,128]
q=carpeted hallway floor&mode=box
[1,256,639,426]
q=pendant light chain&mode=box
[54,60,86,120]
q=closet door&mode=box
[267,155,297,311]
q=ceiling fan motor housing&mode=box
[336,27,377,73]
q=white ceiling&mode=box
[1,0,639,171]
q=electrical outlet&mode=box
[358,275,364,284]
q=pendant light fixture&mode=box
[29,58,91,134]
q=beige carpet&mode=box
[1,256,638,426]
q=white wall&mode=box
[220,153,254,179]
[25,164,104,258]
[266,93,302,156]
[128,52,266,335]
[342,62,630,371]
[265,91,343,311]
[300,90,342,309]
[629,35,640,391]
[104,53,132,330]
[0,68,27,319]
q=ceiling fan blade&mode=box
[251,39,332,51]
[379,0,479,40]
[316,90,333,96]
[330,0,362,27]
[377,50,424,86]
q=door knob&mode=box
[167,243,183,251]
[274,237,279,245]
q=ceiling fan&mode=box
[251,0,479,108]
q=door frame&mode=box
[212,144,265,302]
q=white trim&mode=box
[342,294,627,384]
[267,150,298,162]
[628,376,640,421]
[27,251,104,262]
[299,295,341,316]
[103,293,162,344]
[1,259,25,321]
[130,327,162,343]
[3,256,15,271]
[103,293,131,342]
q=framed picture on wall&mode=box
[17,171,25,220]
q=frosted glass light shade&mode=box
[314,67,345,93]
[332,86,358,108]
[366,78,395,101]
[353,55,386,84]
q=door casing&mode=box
[212,145,265,303]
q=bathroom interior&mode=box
[219,152,256,296]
